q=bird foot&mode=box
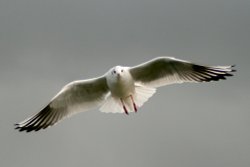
[120,98,129,115]
[130,95,138,113]
[123,106,129,115]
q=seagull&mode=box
[15,57,235,132]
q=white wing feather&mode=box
[129,57,235,88]
[15,76,109,132]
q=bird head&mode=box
[110,66,126,79]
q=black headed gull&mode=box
[15,57,235,132]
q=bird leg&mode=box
[130,95,137,112]
[120,98,129,115]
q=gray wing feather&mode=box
[129,57,235,87]
[15,76,109,132]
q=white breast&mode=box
[106,69,135,98]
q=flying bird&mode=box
[15,57,235,132]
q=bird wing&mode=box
[15,76,109,132]
[129,57,235,88]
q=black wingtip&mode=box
[231,65,236,72]
[14,124,25,132]
[14,123,20,130]
[14,105,52,132]
[191,64,236,83]
[15,121,28,132]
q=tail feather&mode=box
[100,84,156,114]
[134,84,156,107]
[100,94,124,113]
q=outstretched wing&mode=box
[15,76,109,132]
[129,57,235,88]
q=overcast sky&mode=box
[1,0,249,167]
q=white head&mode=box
[106,66,134,96]
[110,66,126,78]
[106,66,131,82]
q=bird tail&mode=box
[133,83,156,109]
[99,84,156,114]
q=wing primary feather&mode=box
[182,72,196,81]
[195,71,212,79]
[17,112,43,131]
[31,108,51,128]
[48,110,59,127]
[50,107,65,126]
[15,105,51,132]
[40,108,55,129]
[192,72,206,80]
[17,111,42,128]
[43,108,57,129]
[185,71,201,82]
[33,108,52,131]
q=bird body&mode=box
[15,57,235,132]
[107,66,134,98]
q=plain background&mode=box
[1,0,249,167]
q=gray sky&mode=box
[1,0,249,167]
